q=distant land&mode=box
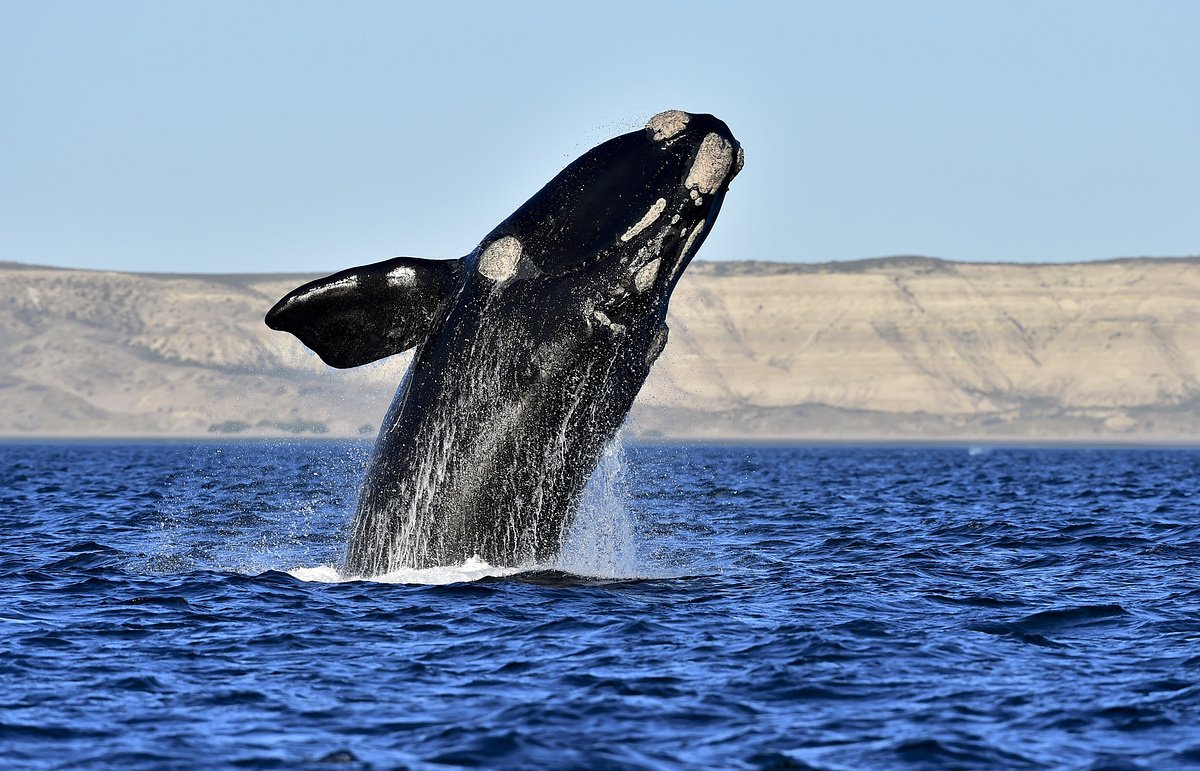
[2,257,1198,443]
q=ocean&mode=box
[1,441,1198,769]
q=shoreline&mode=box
[4,258,1198,443]
[2,434,1197,449]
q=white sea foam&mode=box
[287,557,526,585]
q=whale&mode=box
[266,110,742,575]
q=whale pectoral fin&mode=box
[265,256,459,368]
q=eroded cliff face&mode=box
[1,257,1197,440]
[640,258,1200,439]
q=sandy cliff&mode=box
[1,257,1197,441]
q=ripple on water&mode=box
[0,442,1198,769]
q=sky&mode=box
[1,0,1197,273]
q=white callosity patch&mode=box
[620,198,667,243]
[479,236,523,282]
[646,110,689,141]
[671,221,706,285]
[646,325,669,366]
[681,220,705,257]
[685,133,735,201]
[634,258,661,292]
[590,307,626,335]
[387,266,415,287]
[625,222,674,293]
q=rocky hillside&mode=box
[2,257,1198,441]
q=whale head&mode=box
[470,110,743,309]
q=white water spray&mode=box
[554,435,642,578]
[288,434,647,584]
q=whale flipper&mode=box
[265,256,460,368]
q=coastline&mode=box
[3,256,1198,444]
[2,433,1197,448]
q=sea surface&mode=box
[1,441,1198,770]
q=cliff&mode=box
[2,257,1198,441]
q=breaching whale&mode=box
[266,110,742,576]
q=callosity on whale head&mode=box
[475,110,741,288]
[266,110,742,575]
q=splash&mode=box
[287,436,650,585]
[555,435,642,578]
[144,433,651,585]
[346,292,639,574]
[288,557,524,585]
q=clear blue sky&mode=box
[1,1,1196,273]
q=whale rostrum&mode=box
[266,111,742,575]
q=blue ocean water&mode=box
[1,441,1198,770]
